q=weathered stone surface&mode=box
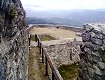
[88,67,94,77]
[0,0,28,80]
[82,32,91,42]
[97,62,105,69]
[78,23,105,80]
[101,54,105,63]
[91,37,103,45]
[93,44,101,51]
[45,39,80,67]
[83,24,94,32]
[103,39,105,45]
[93,65,102,75]
[91,32,103,39]
[84,47,92,54]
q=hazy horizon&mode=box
[21,0,105,26]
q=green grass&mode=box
[58,63,78,80]
[31,34,56,41]
[31,35,36,41]
[39,34,55,41]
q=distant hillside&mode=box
[26,9,105,27]
[27,17,47,24]
[27,17,81,26]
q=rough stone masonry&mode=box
[78,23,105,80]
[0,0,28,80]
[45,39,80,68]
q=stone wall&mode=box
[45,39,80,68]
[0,0,28,80]
[78,23,105,80]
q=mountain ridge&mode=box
[26,9,105,27]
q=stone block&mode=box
[91,37,102,46]
[82,33,91,42]
[83,24,94,32]
[97,62,105,70]
[93,65,103,75]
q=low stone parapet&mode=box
[45,39,81,68]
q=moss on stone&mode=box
[8,4,17,19]
[58,63,78,80]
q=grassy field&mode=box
[30,27,80,39]
[31,34,56,41]
[58,63,78,80]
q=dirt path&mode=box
[28,47,49,80]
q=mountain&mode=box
[27,17,81,26]
[26,9,105,27]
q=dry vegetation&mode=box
[30,27,80,39]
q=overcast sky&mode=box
[21,0,105,11]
